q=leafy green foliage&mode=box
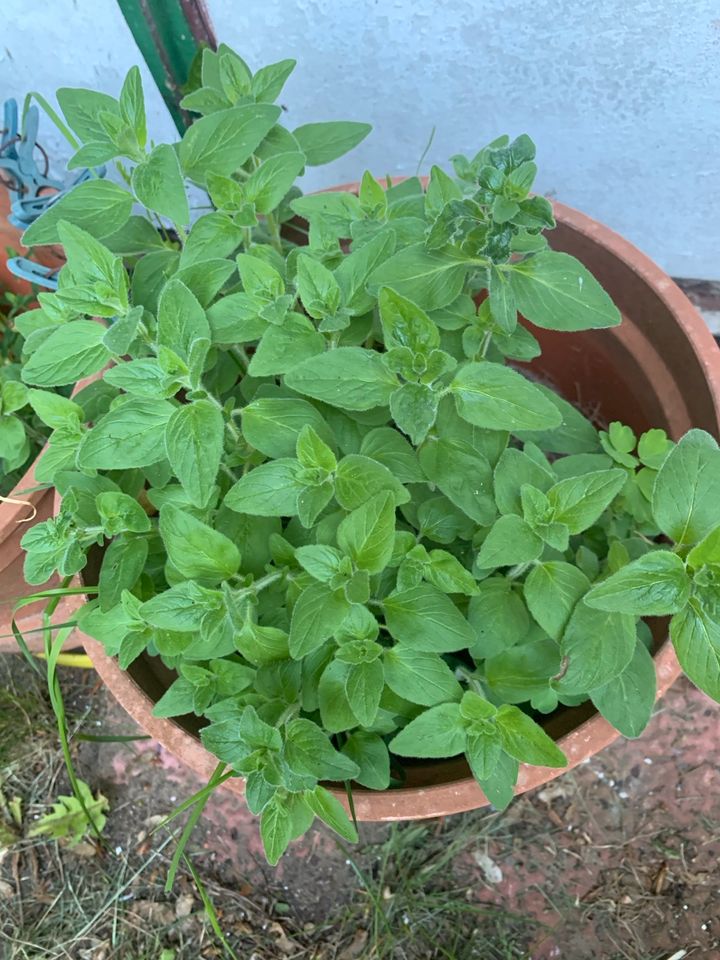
[28,780,109,846]
[16,47,720,867]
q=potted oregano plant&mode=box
[15,45,720,863]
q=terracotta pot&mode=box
[66,198,720,821]
[0,454,84,653]
[0,190,70,652]
[0,185,64,295]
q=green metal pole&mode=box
[116,0,216,134]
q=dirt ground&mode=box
[1,650,718,960]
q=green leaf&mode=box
[342,731,390,789]
[132,143,189,225]
[289,582,350,658]
[424,549,478,596]
[179,104,280,183]
[305,785,358,841]
[425,164,462,218]
[96,491,151,536]
[418,438,496,524]
[159,504,240,583]
[369,242,468,312]
[485,639,562,703]
[260,798,292,865]
[590,641,656,738]
[378,287,440,354]
[285,347,399,412]
[547,469,626,533]
[384,584,475,652]
[29,780,108,847]
[466,728,502,781]
[670,599,720,701]
[165,399,224,508]
[0,414,27,463]
[181,213,243,268]
[388,703,466,758]
[249,314,324,376]
[488,266,517,334]
[157,279,210,362]
[509,251,621,331]
[515,384,602,455]
[477,751,519,810]
[294,544,343,582]
[494,446,555,516]
[290,191,362,236]
[245,152,305,213]
[359,427,424,483]
[292,121,371,165]
[524,562,590,640]
[585,551,690,616]
[28,390,82,430]
[468,577,530,659]
[557,602,636,694]
[296,424,337,472]
[140,582,219,631]
[384,646,462,706]
[335,454,408,510]
[23,180,133,245]
[236,620,289,666]
[284,718,360,781]
[241,398,333,460]
[21,320,110,387]
[686,525,720,572]
[207,293,268,346]
[296,254,342,320]
[345,658,385,726]
[79,398,174,469]
[496,704,567,767]
[451,362,562,431]
[337,492,396,574]
[476,515,543,569]
[252,58,297,102]
[119,65,146,147]
[335,230,396,315]
[225,459,303,517]
[318,659,357,733]
[57,86,120,142]
[98,536,148,610]
[652,430,720,545]
[390,382,439,446]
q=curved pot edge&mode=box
[79,632,682,821]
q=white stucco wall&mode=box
[1,0,717,278]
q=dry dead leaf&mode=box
[130,899,175,925]
[268,920,299,954]
[175,892,195,918]
[339,928,368,959]
[68,840,98,859]
[473,850,503,884]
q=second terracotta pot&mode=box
[60,199,720,820]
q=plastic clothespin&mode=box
[6,256,59,290]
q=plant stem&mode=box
[265,211,283,254]
[203,391,241,441]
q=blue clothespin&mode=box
[1,97,105,230]
[6,256,59,290]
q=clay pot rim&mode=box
[57,197,719,821]
[0,437,50,552]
